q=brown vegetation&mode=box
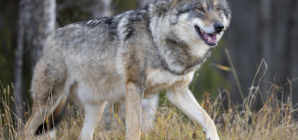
[1,62,297,140]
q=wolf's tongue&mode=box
[203,33,217,42]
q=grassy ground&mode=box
[1,85,298,140]
[1,61,298,140]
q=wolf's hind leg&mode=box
[167,88,219,140]
[78,101,107,140]
[142,93,159,132]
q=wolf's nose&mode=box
[214,22,224,33]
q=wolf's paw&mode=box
[206,136,219,140]
[205,132,220,140]
[206,137,219,140]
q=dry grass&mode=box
[1,60,298,140]
[1,85,298,140]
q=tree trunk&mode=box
[287,0,298,107]
[28,0,56,71]
[14,0,28,128]
[259,0,272,103]
[14,0,56,129]
[91,0,113,18]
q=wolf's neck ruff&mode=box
[153,32,214,75]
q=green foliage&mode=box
[0,0,18,86]
[192,41,232,101]
[56,0,92,26]
[113,0,137,15]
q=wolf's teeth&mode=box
[200,28,204,33]
[208,37,211,42]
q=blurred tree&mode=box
[224,0,298,109]
[91,0,114,18]
[138,0,155,8]
[0,1,19,88]
[14,0,56,125]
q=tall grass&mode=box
[0,61,298,139]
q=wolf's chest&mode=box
[144,69,194,97]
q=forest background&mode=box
[0,0,298,135]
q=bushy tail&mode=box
[35,96,68,135]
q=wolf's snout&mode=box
[214,22,224,33]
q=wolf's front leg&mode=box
[78,101,107,140]
[167,87,219,140]
[125,82,143,140]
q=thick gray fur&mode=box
[24,0,231,139]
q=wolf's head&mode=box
[150,0,231,47]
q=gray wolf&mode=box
[24,0,231,139]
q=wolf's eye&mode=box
[216,7,222,12]
[197,8,204,12]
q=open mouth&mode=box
[195,25,217,46]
